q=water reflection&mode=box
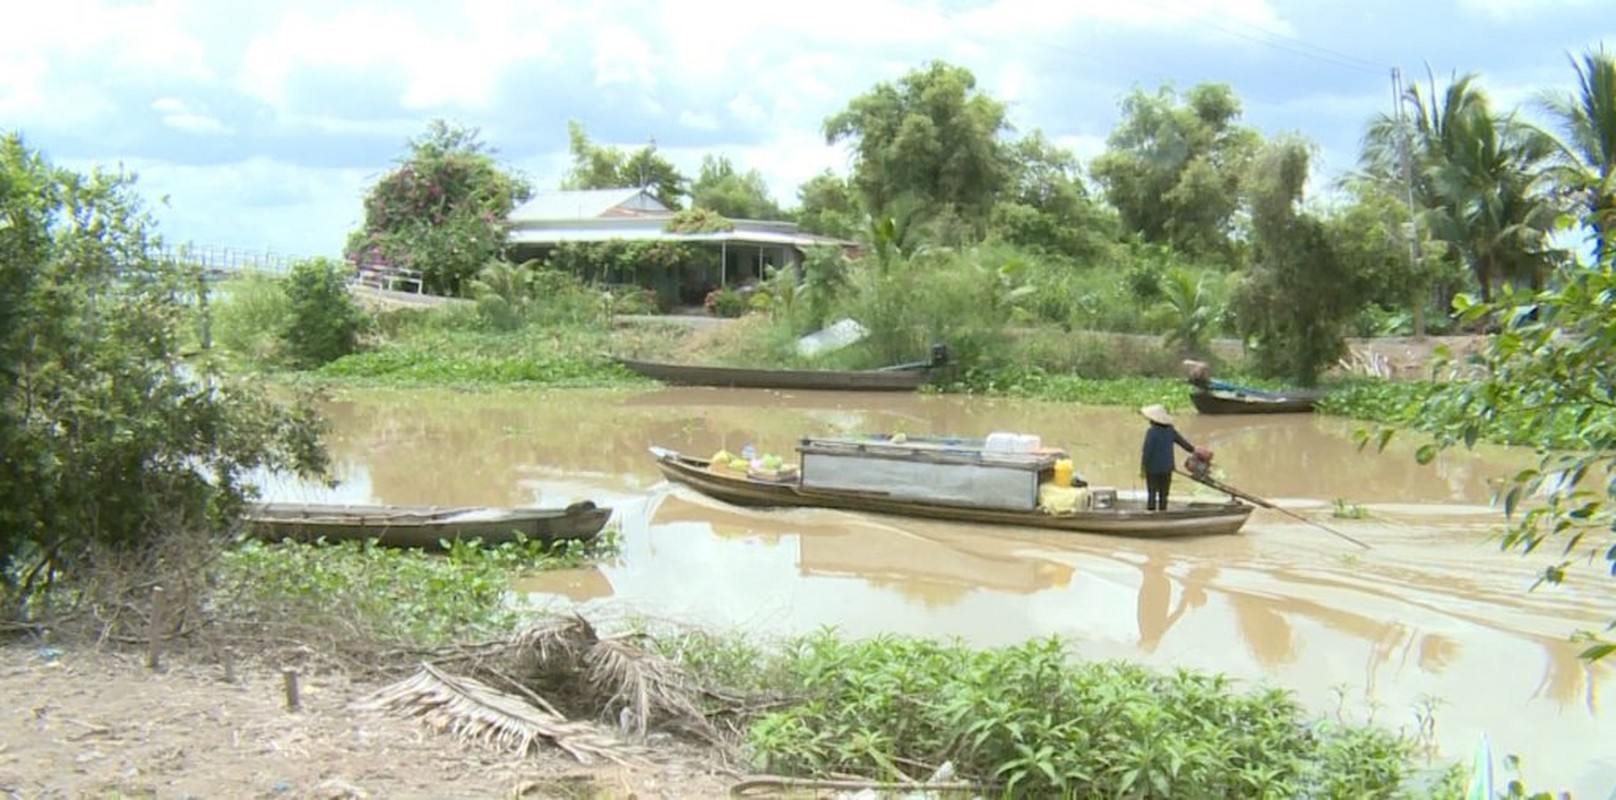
[269,387,1615,796]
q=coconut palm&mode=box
[1537,48,1616,264]
[1362,70,1559,303]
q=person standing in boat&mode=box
[1139,404,1202,511]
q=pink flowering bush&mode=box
[345,120,530,297]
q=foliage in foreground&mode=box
[0,133,327,612]
[736,632,1442,798]
[212,534,616,654]
[1382,267,1616,661]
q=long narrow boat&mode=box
[244,501,612,549]
[614,357,932,392]
[1189,386,1326,415]
[649,446,1251,538]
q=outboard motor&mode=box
[929,342,950,368]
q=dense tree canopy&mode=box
[689,155,782,220]
[561,121,687,210]
[347,120,530,296]
[989,131,1117,263]
[794,170,864,240]
[1091,83,1259,262]
[824,61,1010,242]
[1231,137,1374,384]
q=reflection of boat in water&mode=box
[614,358,933,392]
[652,493,1074,595]
[245,501,611,549]
[649,439,1252,538]
[798,528,1074,596]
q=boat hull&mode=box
[614,358,930,391]
[245,501,611,549]
[1190,388,1323,415]
[651,449,1250,538]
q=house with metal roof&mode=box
[506,187,855,306]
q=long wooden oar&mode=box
[1178,468,1373,550]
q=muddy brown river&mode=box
[262,387,1615,794]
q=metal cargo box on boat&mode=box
[797,435,1060,511]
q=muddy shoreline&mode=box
[0,644,736,799]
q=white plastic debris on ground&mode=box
[796,318,867,357]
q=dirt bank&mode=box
[0,644,736,799]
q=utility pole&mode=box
[1392,67,1425,337]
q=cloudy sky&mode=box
[5,0,1610,258]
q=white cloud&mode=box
[0,0,210,126]
[591,25,659,89]
[152,98,232,135]
[679,110,720,131]
[236,4,561,115]
[12,0,1614,259]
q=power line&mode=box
[1125,0,1390,75]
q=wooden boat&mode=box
[1189,385,1326,415]
[244,501,612,549]
[614,358,933,392]
[649,443,1251,538]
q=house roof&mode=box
[507,224,852,250]
[510,187,670,222]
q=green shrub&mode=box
[705,286,747,317]
[281,257,367,367]
[743,633,1424,798]
[211,273,290,364]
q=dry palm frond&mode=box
[357,662,640,765]
[584,636,718,742]
[511,614,598,670]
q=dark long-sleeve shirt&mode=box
[1141,423,1193,475]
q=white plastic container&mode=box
[985,432,1017,453]
[1015,434,1042,453]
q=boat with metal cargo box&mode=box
[244,501,612,550]
[649,434,1252,538]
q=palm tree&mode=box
[1538,48,1616,265]
[1362,70,1559,303]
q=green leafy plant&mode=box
[0,133,327,613]
[705,286,747,318]
[1332,499,1369,519]
[282,257,368,367]
[740,632,1429,798]
[664,207,734,234]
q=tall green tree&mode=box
[990,131,1117,263]
[347,120,530,297]
[1231,136,1372,384]
[1362,73,1560,304]
[560,121,687,209]
[689,155,782,219]
[824,61,1010,246]
[0,133,326,609]
[794,170,864,240]
[1090,83,1259,262]
[1539,48,1616,263]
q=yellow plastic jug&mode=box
[1053,457,1074,487]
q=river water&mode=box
[261,386,1615,794]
